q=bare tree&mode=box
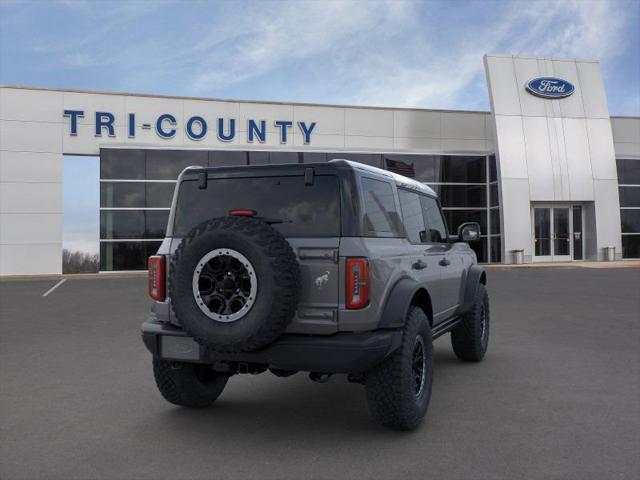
[62,249,99,274]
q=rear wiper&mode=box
[255,216,291,225]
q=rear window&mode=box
[173,175,340,237]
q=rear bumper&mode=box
[141,319,402,374]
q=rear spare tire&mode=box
[169,216,300,352]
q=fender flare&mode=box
[378,277,429,329]
[459,265,486,314]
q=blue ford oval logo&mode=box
[526,77,575,99]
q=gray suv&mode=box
[142,159,489,430]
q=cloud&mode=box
[333,0,630,109]
[186,1,414,93]
[2,0,637,113]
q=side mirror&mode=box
[457,222,481,242]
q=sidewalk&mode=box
[0,271,148,282]
[485,260,640,269]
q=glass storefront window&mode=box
[269,152,300,164]
[385,154,438,182]
[100,210,145,239]
[209,150,248,167]
[620,210,640,233]
[146,150,207,180]
[100,210,168,239]
[100,241,161,271]
[429,184,486,208]
[621,235,640,258]
[439,155,486,183]
[619,186,640,207]
[100,149,146,179]
[489,154,497,182]
[490,183,499,206]
[248,151,269,165]
[490,208,501,235]
[617,159,640,185]
[100,182,145,208]
[302,152,328,163]
[490,236,501,263]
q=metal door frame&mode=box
[531,204,584,262]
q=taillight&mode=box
[229,209,256,217]
[346,258,369,309]
[148,255,166,301]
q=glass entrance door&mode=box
[532,205,583,262]
[534,207,552,261]
[552,207,571,261]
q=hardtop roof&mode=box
[179,159,437,198]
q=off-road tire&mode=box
[153,359,228,408]
[169,216,300,353]
[451,283,489,362]
[364,306,433,431]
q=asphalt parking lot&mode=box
[1,267,639,480]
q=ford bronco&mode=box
[142,159,489,430]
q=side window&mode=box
[361,177,402,235]
[420,195,448,243]
[398,189,427,243]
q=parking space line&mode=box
[42,279,67,297]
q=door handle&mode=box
[439,257,451,267]
[412,260,427,270]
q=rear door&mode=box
[420,195,463,320]
[397,188,447,320]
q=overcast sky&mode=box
[1,0,639,113]
[1,0,639,253]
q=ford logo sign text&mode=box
[526,77,575,99]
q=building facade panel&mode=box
[576,61,610,119]
[0,243,62,276]
[484,54,521,116]
[493,115,528,178]
[552,60,587,119]
[594,179,623,260]
[0,120,63,153]
[562,117,595,200]
[485,54,622,262]
[0,182,62,214]
[393,110,441,139]
[440,112,486,140]
[522,116,555,200]
[0,151,62,182]
[0,87,63,123]
[0,213,62,244]
[344,108,394,138]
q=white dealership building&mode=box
[0,54,639,275]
